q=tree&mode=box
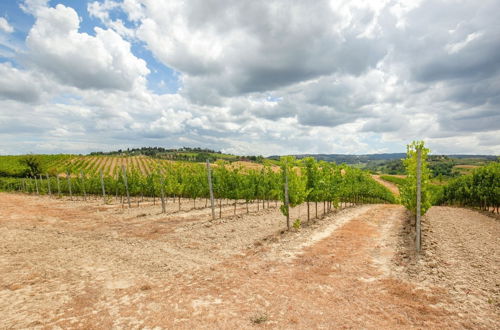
[20,155,43,176]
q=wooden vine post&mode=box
[46,173,51,196]
[80,171,87,201]
[39,174,44,194]
[34,176,39,195]
[416,147,422,252]
[99,169,106,203]
[122,165,131,208]
[66,171,73,200]
[206,159,216,221]
[284,164,290,230]
[160,175,166,213]
[56,175,61,197]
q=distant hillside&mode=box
[268,153,406,164]
[90,147,265,163]
[268,153,497,164]
[267,153,498,176]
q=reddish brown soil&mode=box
[0,193,498,328]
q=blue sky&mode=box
[1,0,179,93]
[0,0,499,155]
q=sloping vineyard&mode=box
[1,156,395,225]
[0,154,73,177]
[0,155,174,177]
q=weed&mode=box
[250,312,268,324]
[140,284,151,291]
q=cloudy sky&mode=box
[0,0,499,155]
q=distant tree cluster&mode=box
[90,146,222,156]
[89,146,265,163]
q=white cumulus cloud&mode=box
[26,4,149,91]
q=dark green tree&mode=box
[20,155,43,176]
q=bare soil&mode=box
[372,175,400,196]
[394,206,499,329]
[0,193,498,328]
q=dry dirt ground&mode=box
[0,193,498,329]
[372,175,400,196]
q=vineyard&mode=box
[0,154,162,177]
[380,164,500,214]
[440,162,500,213]
[1,145,499,328]
[0,155,396,227]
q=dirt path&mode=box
[372,175,400,196]
[1,194,498,328]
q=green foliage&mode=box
[428,159,456,177]
[279,156,307,217]
[20,155,43,176]
[380,175,407,186]
[400,141,432,215]
[440,162,499,211]
[4,153,398,227]
[0,154,73,177]
[292,219,301,230]
[383,159,405,175]
[0,177,24,191]
[341,166,396,204]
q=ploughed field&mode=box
[0,193,498,328]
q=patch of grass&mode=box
[250,312,268,324]
[380,175,407,186]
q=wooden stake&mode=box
[56,175,61,196]
[46,173,52,196]
[80,171,86,201]
[160,176,166,213]
[206,160,216,221]
[99,169,106,203]
[66,172,72,200]
[99,169,106,204]
[416,148,422,253]
[122,165,131,208]
[34,176,39,195]
[284,166,290,230]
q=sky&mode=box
[0,0,499,156]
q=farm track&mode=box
[372,174,400,196]
[0,193,498,328]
